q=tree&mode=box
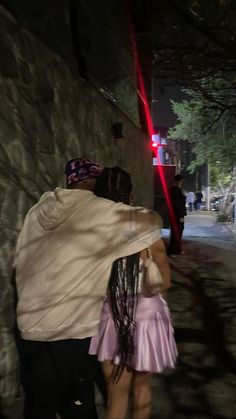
[132,0,236,87]
[131,0,236,219]
[169,79,236,217]
[169,77,236,170]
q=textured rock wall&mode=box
[0,5,153,416]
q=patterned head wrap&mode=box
[65,157,102,187]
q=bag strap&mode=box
[141,248,153,261]
[147,248,152,259]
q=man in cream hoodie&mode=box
[14,158,167,419]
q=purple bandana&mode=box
[65,158,102,187]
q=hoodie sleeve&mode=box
[113,204,162,259]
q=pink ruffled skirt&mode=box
[89,294,178,373]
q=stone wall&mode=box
[0,5,153,416]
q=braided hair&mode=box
[94,167,140,381]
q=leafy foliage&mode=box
[169,77,236,171]
[132,0,236,87]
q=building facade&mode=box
[0,1,154,416]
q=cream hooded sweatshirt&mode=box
[15,187,162,341]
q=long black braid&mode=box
[94,167,140,381]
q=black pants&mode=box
[17,337,100,419]
[168,220,184,255]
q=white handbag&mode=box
[143,248,163,295]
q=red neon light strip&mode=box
[127,11,179,240]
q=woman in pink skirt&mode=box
[89,167,178,419]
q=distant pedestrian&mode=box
[196,190,203,211]
[186,191,195,212]
[168,174,186,257]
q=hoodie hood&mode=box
[34,187,94,230]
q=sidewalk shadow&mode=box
[172,264,236,375]
[152,242,236,418]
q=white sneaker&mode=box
[74,400,82,406]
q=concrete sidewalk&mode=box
[150,238,236,419]
[96,213,236,418]
[96,237,236,419]
[9,213,236,419]
[163,212,236,251]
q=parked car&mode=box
[211,193,235,219]
[210,196,224,212]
